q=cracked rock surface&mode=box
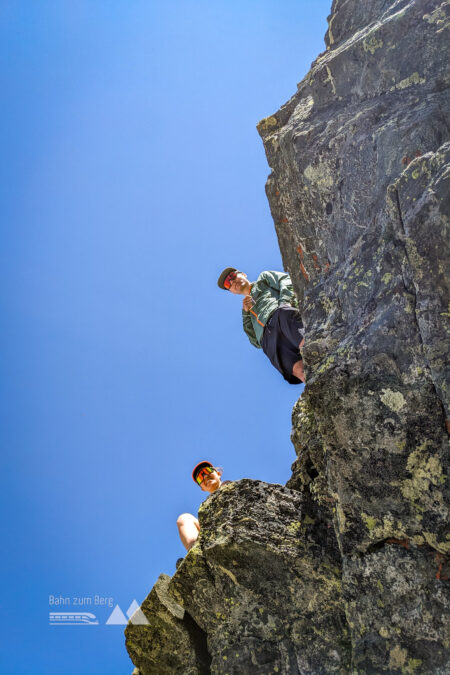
[257,0,449,671]
[125,0,449,672]
[128,481,350,674]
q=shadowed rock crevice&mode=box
[182,611,212,675]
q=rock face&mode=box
[125,0,449,672]
[126,480,350,674]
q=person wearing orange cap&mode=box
[217,267,305,384]
[176,462,231,553]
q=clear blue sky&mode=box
[0,2,329,672]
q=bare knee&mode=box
[177,513,194,527]
[177,513,200,530]
[292,360,305,383]
[177,513,200,551]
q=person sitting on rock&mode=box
[176,461,231,554]
[217,267,305,384]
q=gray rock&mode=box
[169,480,349,674]
[257,0,450,670]
[124,574,210,674]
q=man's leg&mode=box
[277,308,306,383]
[292,337,305,382]
[262,310,303,384]
[292,360,305,382]
[177,513,200,551]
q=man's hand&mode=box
[242,295,253,312]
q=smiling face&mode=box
[229,272,251,295]
[200,469,222,493]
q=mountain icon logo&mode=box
[105,599,149,625]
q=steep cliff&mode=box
[125,0,450,672]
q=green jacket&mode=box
[242,270,297,348]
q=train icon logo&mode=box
[50,612,99,625]
[106,599,149,625]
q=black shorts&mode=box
[261,306,304,384]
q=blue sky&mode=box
[0,2,329,672]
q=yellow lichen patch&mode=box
[304,162,334,189]
[217,565,239,585]
[361,513,378,531]
[379,626,389,638]
[389,645,407,669]
[303,514,315,525]
[404,238,426,278]
[423,5,450,32]
[270,137,279,154]
[390,72,426,91]
[380,389,406,412]
[316,354,336,376]
[363,36,383,54]
[219,482,235,493]
[287,520,303,534]
[400,447,445,509]
[257,115,278,134]
[324,65,337,94]
[336,502,347,533]
[361,513,408,541]
[382,272,392,284]
[423,6,446,23]
[422,531,450,554]
[412,534,425,545]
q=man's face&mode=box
[200,469,221,493]
[229,272,251,295]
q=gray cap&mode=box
[217,267,238,290]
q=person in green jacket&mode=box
[217,268,305,384]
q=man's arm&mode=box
[242,310,261,349]
[260,270,297,307]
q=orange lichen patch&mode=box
[435,553,449,580]
[300,262,310,282]
[324,260,331,273]
[402,151,421,166]
[281,217,288,223]
[312,253,321,270]
[445,419,450,435]
[296,246,309,280]
[386,538,409,549]
[275,190,280,196]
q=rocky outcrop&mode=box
[126,480,350,673]
[125,0,449,672]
